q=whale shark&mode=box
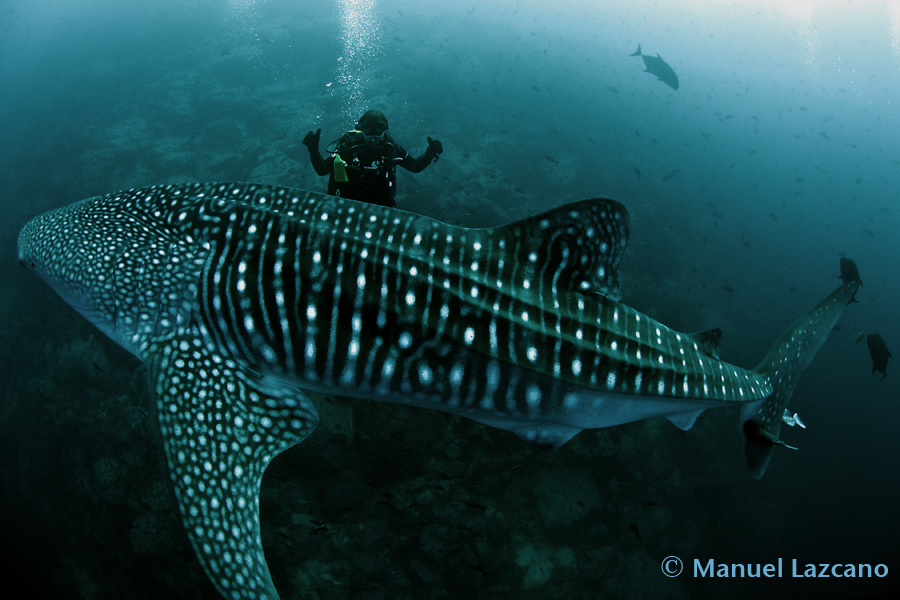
[17,182,859,599]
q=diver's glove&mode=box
[427,136,443,161]
[303,129,321,152]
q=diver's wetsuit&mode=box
[306,135,438,208]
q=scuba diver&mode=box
[302,109,443,208]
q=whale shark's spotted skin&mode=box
[17,183,859,599]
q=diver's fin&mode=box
[494,198,630,301]
[148,333,319,600]
[741,259,861,478]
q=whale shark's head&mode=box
[18,198,124,336]
[17,193,201,357]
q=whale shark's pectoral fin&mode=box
[146,333,319,600]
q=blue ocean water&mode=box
[1,0,897,598]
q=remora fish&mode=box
[630,43,680,90]
[17,183,859,599]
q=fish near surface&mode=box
[630,43,680,90]
[17,183,860,599]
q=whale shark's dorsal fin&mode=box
[495,198,629,301]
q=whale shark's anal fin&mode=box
[147,333,319,600]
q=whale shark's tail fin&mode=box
[741,259,861,478]
[630,44,642,57]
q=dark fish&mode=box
[628,523,642,538]
[633,167,641,178]
[630,44,679,90]
[867,334,891,380]
[661,169,681,181]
